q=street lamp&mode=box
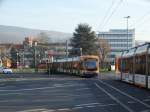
[124,16,130,50]
[34,42,37,72]
[66,40,68,59]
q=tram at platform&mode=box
[116,43,150,89]
[48,55,99,77]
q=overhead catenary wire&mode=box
[100,0,124,31]
[123,0,150,40]
[130,10,150,29]
[97,0,116,30]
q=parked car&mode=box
[0,67,3,73]
[3,68,13,74]
[0,67,13,74]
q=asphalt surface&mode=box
[0,73,150,112]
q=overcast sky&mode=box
[0,0,150,40]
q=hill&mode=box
[0,25,72,43]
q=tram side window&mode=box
[135,57,140,74]
[118,59,121,71]
[121,59,126,72]
[141,56,146,75]
[135,56,146,75]
[129,58,134,73]
[148,56,150,75]
[121,58,128,73]
[125,59,130,73]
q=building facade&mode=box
[98,29,135,65]
[19,37,68,68]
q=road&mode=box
[0,73,150,112]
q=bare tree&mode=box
[36,32,50,43]
[98,38,111,68]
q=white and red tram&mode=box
[118,43,150,89]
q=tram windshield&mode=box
[84,60,97,70]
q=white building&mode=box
[98,29,135,65]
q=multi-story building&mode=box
[0,36,70,68]
[20,37,68,68]
[98,29,135,65]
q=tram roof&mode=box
[121,43,150,57]
[122,50,129,57]
[135,43,150,55]
[135,42,150,48]
[53,55,99,63]
[126,47,137,57]
[53,57,80,62]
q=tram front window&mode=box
[84,60,97,70]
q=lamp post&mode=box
[34,42,37,72]
[66,40,68,59]
[124,16,130,50]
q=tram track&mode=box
[94,79,150,112]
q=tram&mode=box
[117,43,150,88]
[48,55,99,77]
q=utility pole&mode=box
[66,40,68,59]
[34,42,37,72]
[124,16,130,50]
